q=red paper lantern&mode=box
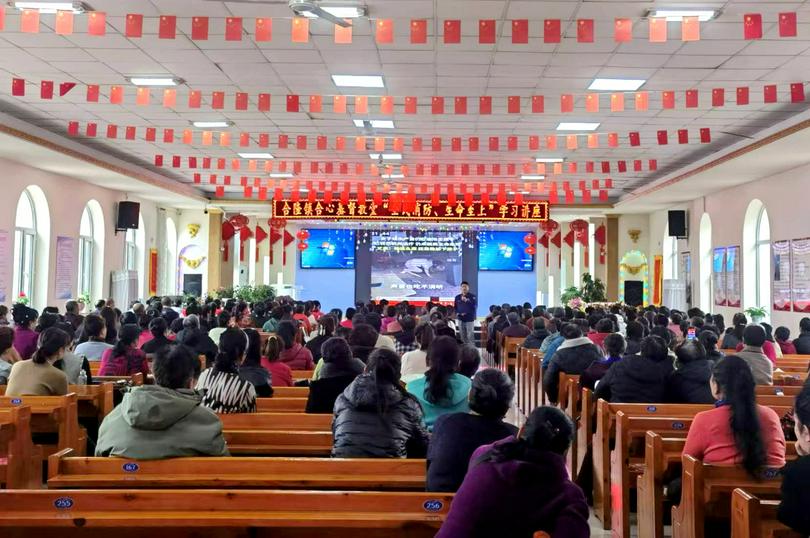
[268,217,287,229]
[523,232,537,245]
[570,219,588,236]
[296,229,310,241]
[525,245,537,255]
[540,219,559,237]
[228,214,249,229]
[297,241,309,251]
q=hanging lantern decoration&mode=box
[594,224,607,264]
[228,213,249,230]
[523,232,537,245]
[525,245,537,255]
[540,219,559,237]
[268,217,287,229]
[570,219,589,245]
[297,241,309,251]
[221,219,235,263]
[296,229,310,241]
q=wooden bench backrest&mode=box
[0,393,80,454]
[0,406,39,489]
[637,433,690,538]
[218,412,331,431]
[756,385,802,396]
[731,489,803,538]
[256,397,308,413]
[272,386,309,398]
[93,372,145,386]
[291,370,314,380]
[223,430,333,456]
[575,387,593,479]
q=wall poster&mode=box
[772,240,792,312]
[713,247,727,307]
[725,246,741,308]
[54,236,75,300]
[679,251,692,308]
[0,231,9,303]
[791,238,810,313]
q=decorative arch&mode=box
[743,199,770,312]
[699,213,712,312]
[619,250,650,306]
[13,185,50,310]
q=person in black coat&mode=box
[779,384,810,536]
[332,348,429,458]
[305,315,337,363]
[698,330,725,362]
[544,323,603,404]
[306,337,365,414]
[793,317,810,355]
[427,369,518,492]
[665,340,714,404]
[175,315,218,364]
[522,318,550,350]
[595,335,674,403]
[623,321,644,357]
[581,333,626,391]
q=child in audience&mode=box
[306,337,364,414]
[400,322,434,383]
[238,329,273,397]
[195,328,257,413]
[436,406,590,538]
[775,326,797,356]
[581,333,625,390]
[778,383,810,536]
[6,327,69,396]
[332,348,429,458]
[261,335,293,387]
[99,324,150,377]
[427,369,518,492]
[96,344,228,459]
[666,340,714,404]
[406,336,471,430]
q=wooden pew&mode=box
[218,412,331,432]
[0,394,82,458]
[0,406,40,489]
[48,448,426,490]
[272,386,309,398]
[291,369,314,380]
[731,489,803,538]
[0,384,113,423]
[256,397,307,413]
[93,372,145,386]
[500,336,524,377]
[637,433,689,538]
[528,349,543,411]
[223,430,333,456]
[0,489,452,537]
[560,374,580,479]
[516,346,529,414]
[756,385,802,396]
[575,387,593,480]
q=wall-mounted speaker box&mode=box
[116,201,140,231]
[668,210,687,238]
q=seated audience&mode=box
[698,330,725,362]
[365,312,397,351]
[141,317,174,355]
[260,335,293,387]
[99,324,150,377]
[666,340,714,404]
[96,344,228,459]
[501,311,531,338]
[522,317,550,349]
[735,324,774,385]
[160,296,179,325]
[392,316,419,355]
[457,344,481,378]
[401,322,434,382]
[683,356,785,471]
[305,314,336,363]
[427,369,518,492]
[176,314,218,364]
[195,328,257,413]
[261,306,283,333]
[623,321,644,357]
[276,320,315,370]
[775,326,797,356]
[380,305,398,334]
[332,348,429,458]
[778,384,810,536]
[64,300,84,331]
[306,337,364,414]
[720,313,747,350]
[238,329,273,397]
[794,317,810,354]
[11,304,39,360]
[0,327,20,384]
[75,314,113,361]
[406,336,471,429]
[100,306,119,344]
[544,324,603,404]
[340,307,356,329]
[6,327,70,396]
[437,406,589,538]
[588,318,615,350]
[347,322,379,363]
[595,335,674,403]
[208,311,232,343]
[581,333,625,390]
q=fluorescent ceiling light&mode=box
[354,119,395,129]
[127,77,182,87]
[508,191,531,195]
[301,6,366,19]
[269,173,294,178]
[557,122,600,131]
[520,175,546,180]
[382,174,404,179]
[332,75,384,88]
[369,153,402,160]
[192,121,231,128]
[648,9,718,22]
[588,78,646,92]
[13,2,86,13]
[237,152,274,159]
[535,157,564,163]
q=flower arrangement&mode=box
[567,297,586,311]
[16,292,29,306]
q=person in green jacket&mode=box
[96,344,228,459]
[406,335,471,430]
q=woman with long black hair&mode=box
[98,324,149,377]
[719,312,747,350]
[195,328,257,413]
[238,329,273,397]
[6,327,70,396]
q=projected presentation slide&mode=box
[299,229,356,269]
[370,231,463,301]
[478,231,535,271]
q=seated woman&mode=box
[332,348,429,458]
[0,327,20,385]
[96,345,229,459]
[347,322,379,364]
[666,339,714,404]
[581,333,626,390]
[778,383,810,535]
[392,316,419,356]
[305,315,336,363]
[195,328,257,413]
[400,322,434,383]
[698,330,725,362]
[427,369,518,492]
[11,303,39,361]
[75,314,113,361]
[436,406,590,538]
[406,336,471,430]
[238,329,273,397]
[141,317,174,355]
[260,335,293,387]
[276,320,315,370]
[457,344,481,378]
[774,326,797,356]
[306,337,365,414]
[6,327,70,396]
[99,324,150,377]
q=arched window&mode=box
[699,213,712,312]
[124,214,147,299]
[165,217,178,295]
[663,225,678,280]
[125,229,137,272]
[77,206,94,298]
[743,200,771,312]
[13,190,36,302]
[755,207,771,309]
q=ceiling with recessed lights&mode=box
[0,0,809,205]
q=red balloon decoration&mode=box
[525,245,537,255]
[297,241,309,251]
[540,219,559,237]
[296,229,311,241]
[523,233,537,245]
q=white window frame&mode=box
[13,190,36,302]
[77,206,94,297]
[754,206,771,310]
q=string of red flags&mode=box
[66,122,713,149]
[152,154,657,176]
[1,9,801,43]
[12,80,809,113]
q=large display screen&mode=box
[299,229,355,269]
[370,231,463,301]
[478,231,535,271]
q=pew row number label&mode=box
[423,500,444,512]
[54,497,74,509]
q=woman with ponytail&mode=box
[436,406,589,538]
[195,328,256,413]
[719,312,747,350]
[332,348,429,458]
[6,327,69,396]
[683,355,785,475]
[407,335,471,429]
[99,324,149,377]
[12,303,39,360]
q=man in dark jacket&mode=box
[523,317,550,349]
[454,281,477,345]
[624,321,644,357]
[793,317,810,354]
[175,314,218,364]
[502,312,531,338]
[544,324,603,404]
[595,335,675,403]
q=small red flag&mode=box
[255,17,272,41]
[508,96,520,113]
[216,186,225,198]
[649,17,667,42]
[235,92,248,110]
[560,94,573,112]
[258,93,270,111]
[736,86,750,105]
[110,85,123,104]
[792,83,805,103]
[607,133,619,147]
[532,95,545,113]
[649,159,658,171]
[657,130,669,145]
[154,155,163,167]
[40,80,54,99]
[291,17,309,43]
[431,96,444,114]
[145,127,156,142]
[287,94,300,112]
[125,126,136,140]
[158,15,176,39]
[85,123,97,137]
[106,124,118,139]
[743,14,762,40]
[712,88,725,106]
[454,96,467,114]
[610,93,624,112]
[764,84,777,103]
[334,22,352,43]
[296,135,307,150]
[212,91,225,109]
[188,90,202,108]
[614,18,632,42]
[489,137,499,151]
[355,95,368,114]
[20,9,39,33]
[677,129,688,144]
[55,10,73,35]
[685,89,698,108]
[225,17,242,41]
[333,95,347,113]
[402,96,416,114]
[779,12,797,37]
[163,89,176,107]
[432,137,442,151]
[469,137,479,151]
[444,20,461,43]
[635,91,648,111]
[545,135,557,149]
[681,16,700,41]
[512,19,529,43]
[479,96,492,114]
[191,16,209,40]
[86,84,99,102]
[662,90,675,109]
[451,137,461,151]
[577,19,594,42]
[700,128,711,143]
[376,19,393,43]
[411,19,427,43]
[124,13,143,37]
[183,130,193,144]
[67,121,79,136]
[528,136,539,150]
[310,94,323,113]
[479,19,496,44]
[135,87,150,105]
[544,19,561,43]
[618,161,627,173]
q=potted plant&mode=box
[561,286,581,304]
[580,273,607,303]
[744,306,768,324]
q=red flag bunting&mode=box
[192,16,209,40]
[125,14,143,37]
[577,19,594,42]
[225,17,242,41]
[158,15,176,39]
[512,19,529,43]
[743,14,762,40]
[444,20,461,43]
[544,19,561,43]
[479,19,495,44]
[88,11,105,35]
[255,17,272,41]
[411,19,427,43]
[779,12,797,37]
